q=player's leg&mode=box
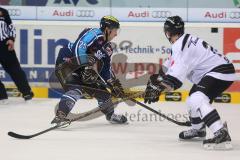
[51,47,83,125]
[0,49,33,100]
[92,86,127,124]
[51,88,84,125]
[0,80,8,103]
[179,85,206,140]
[189,91,232,150]
[0,44,10,102]
[180,76,233,149]
[0,42,8,104]
[200,77,233,150]
[51,78,127,125]
[0,80,7,99]
[95,89,127,124]
[51,73,84,125]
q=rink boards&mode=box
[0,21,239,103]
[4,86,240,104]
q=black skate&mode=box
[107,113,128,124]
[51,110,71,127]
[23,91,34,101]
[0,98,8,105]
[179,126,206,140]
[203,123,232,150]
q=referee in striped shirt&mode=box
[0,7,33,103]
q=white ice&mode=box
[1,98,240,160]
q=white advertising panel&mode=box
[1,6,239,23]
[37,7,110,21]
[188,8,240,22]
[111,7,187,22]
[3,6,37,20]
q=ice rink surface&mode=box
[1,98,240,160]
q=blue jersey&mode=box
[57,28,113,81]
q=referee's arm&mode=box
[0,7,16,50]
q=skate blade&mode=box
[58,123,71,128]
[109,121,129,125]
[179,137,206,142]
[51,122,71,129]
[203,141,233,150]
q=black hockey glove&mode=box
[144,74,166,104]
[102,42,113,56]
[107,78,124,98]
[80,67,99,84]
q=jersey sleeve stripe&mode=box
[181,34,190,51]
[208,64,235,74]
[163,75,183,90]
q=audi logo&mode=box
[76,10,95,17]
[152,11,171,18]
[7,9,21,16]
[229,11,240,19]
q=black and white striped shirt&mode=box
[0,7,16,42]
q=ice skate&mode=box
[107,113,128,124]
[23,91,34,101]
[203,122,232,150]
[0,98,8,105]
[51,110,71,127]
[179,126,206,141]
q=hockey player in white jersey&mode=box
[144,16,236,150]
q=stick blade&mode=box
[176,121,192,126]
[8,131,32,139]
[185,121,192,126]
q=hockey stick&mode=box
[97,71,191,127]
[94,74,191,126]
[129,98,191,126]
[8,91,143,139]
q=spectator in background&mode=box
[0,7,33,104]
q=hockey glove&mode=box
[80,67,99,84]
[144,74,166,104]
[102,42,113,56]
[107,78,124,98]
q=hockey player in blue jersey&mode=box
[51,16,127,125]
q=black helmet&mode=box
[164,16,184,37]
[100,15,120,30]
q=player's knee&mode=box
[63,89,83,100]
[96,91,111,102]
[98,98,114,118]
[187,91,210,113]
[58,89,83,114]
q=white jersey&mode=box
[163,34,236,84]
